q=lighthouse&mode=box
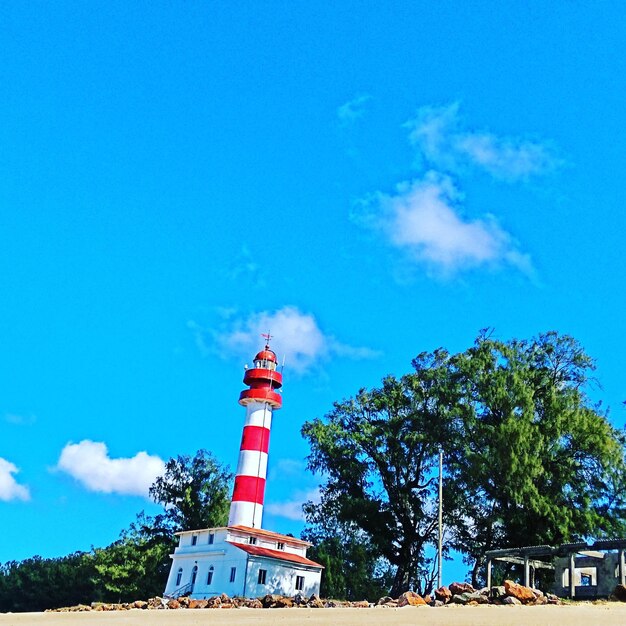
[163,337,322,600]
[228,340,282,528]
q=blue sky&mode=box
[1,1,625,585]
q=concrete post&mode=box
[569,553,576,599]
[486,559,492,589]
[620,549,625,586]
[524,555,530,588]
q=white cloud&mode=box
[56,440,165,497]
[0,458,30,501]
[192,306,379,374]
[225,244,266,288]
[337,94,372,126]
[268,458,306,482]
[357,171,530,274]
[406,103,558,181]
[266,488,320,522]
[4,413,36,426]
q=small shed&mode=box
[485,539,626,599]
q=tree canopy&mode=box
[149,449,233,532]
[302,331,626,594]
[447,332,626,585]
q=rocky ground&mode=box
[43,580,626,613]
[46,580,626,613]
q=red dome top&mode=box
[254,348,277,363]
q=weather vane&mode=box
[261,331,273,347]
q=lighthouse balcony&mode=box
[239,388,282,408]
[243,368,283,388]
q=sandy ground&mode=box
[2,605,626,626]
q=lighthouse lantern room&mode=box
[163,339,322,600]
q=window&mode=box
[258,569,267,585]
[249,537,257,545]
[208,533,214,545]
[207,566,214,585]
[175,568,183,586]
[191,535,198,546]
[230,567,236,583]
[295,575,304,591]
[277,542,284,550]
[191,565,198,586]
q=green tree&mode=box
[149,449,233,532]
[0,552,99,612]
[302,496,393,601]
[447,331,626,586]
[303,331,626,593]
[302,349,463,596]
[91,512,174,602]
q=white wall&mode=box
[244,558,321,597]
[165,540,248,598]
[165,540,321,598]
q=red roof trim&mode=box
[227,541,323,569]
[228,525,311,546]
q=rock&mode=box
[206,596,222,608]
[397,591,427,607]
[133,601,148,609]
[449,582,475,596]
[260,594,279,608]
[432,600,444,607]
[451,592,472,605]
[504,580,535,604]
[147,597,164,609]
[377,596,395,605]
[167,600,181,609]
[351,600,370,608]
[188,599,207,609]
[545,592,561,605]
[533,595,548,605]
[220,603,234,609]
[177,596,190,608]
[308,594,324,608]
[466,591,489,604]
[489,586,507,603]
[503,596,522,605]
[434,586,452,603]
[260,594,293,608]
[244,598,263,608]
[613,584,626,602]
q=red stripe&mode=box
[240,426,270,454]
[232,475,266,505]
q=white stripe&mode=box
[244,403,274,429]
[236,449,268,479]
[228,500,264,528]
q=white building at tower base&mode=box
[164,524,322,599]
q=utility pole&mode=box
[437,448,443,589]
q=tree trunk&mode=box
[471,556,483,588]
[390,565,409,597]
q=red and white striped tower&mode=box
[228,338,282,528]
